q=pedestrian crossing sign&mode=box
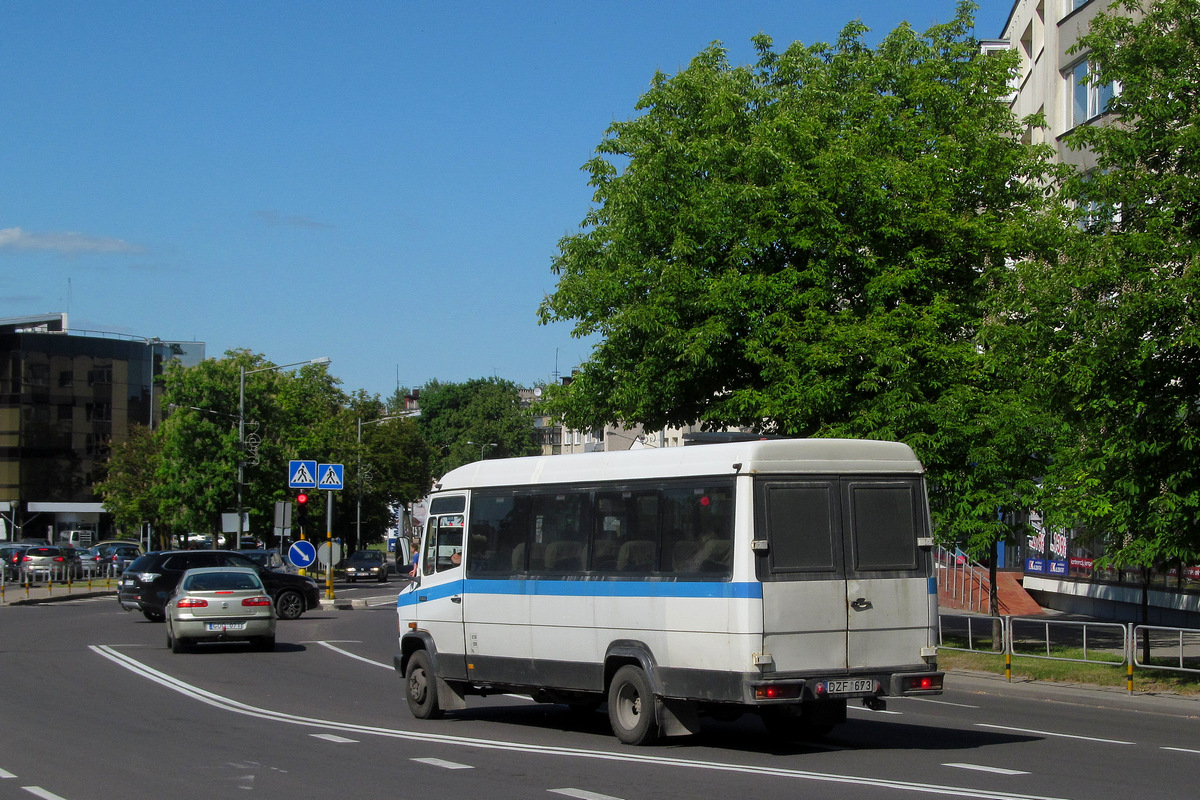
[317,463,345,491]
[288,460,317,488]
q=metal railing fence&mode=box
[1131,624,1200,676]
[935,545,990,614]
[938,613,1200,691]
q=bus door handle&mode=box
[451,595,462,604]
[851,597,873,611]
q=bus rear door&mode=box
[756,477,931,676]
[843,480,930,670]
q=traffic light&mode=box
[296,493,309,528]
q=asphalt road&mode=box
[1,584,1198,800]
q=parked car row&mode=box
[0,541,144,581]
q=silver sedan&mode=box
[165,567,276,653]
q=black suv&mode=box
[118,550,321,622]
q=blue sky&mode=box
[1,0,1015,400]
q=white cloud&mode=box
[0,227,144,254]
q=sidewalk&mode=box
[0,577,118,606]
[0,577,386,610]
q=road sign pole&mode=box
[326,489,335,600]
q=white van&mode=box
[59,530,94,548]
[395,438,944,745]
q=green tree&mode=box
[154,350,346,546]
[416,378,540,475]
[1004,0,1200,599]
[342,393,434,551]
[538,2,1067,564]
[95,424,164,544]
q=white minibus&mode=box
[395,438,943,745]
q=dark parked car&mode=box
[95,542,142,575]
[1,543,32,580]
[118,550,321,622]
[343,549,388,582]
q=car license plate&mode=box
[822,678,876,696]
[205,622,246,631]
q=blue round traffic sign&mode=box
[288,539,318,568]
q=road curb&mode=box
[1,588,116,606]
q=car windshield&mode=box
[349,551,381,563]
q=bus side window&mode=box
[662,483,734,577]
[425,515,465,574]
[531,492,588,573]
[466,492,528,576]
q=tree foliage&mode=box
[999,0,1200,570]
[416,377,541,476]
[100,350,434,550]
[539,1,1067,550]
[95,424,163,537]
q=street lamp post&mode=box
[236,357,330,549]
[467,441,498,460]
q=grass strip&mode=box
[938,648,1200,695]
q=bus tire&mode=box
[405,650,444,720]
[608,665,660,745]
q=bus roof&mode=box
[433,438,923,492]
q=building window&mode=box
[1069,0,1092,12]
[87,366,113,386]
[1069,59,1118,128]
[86,402,112,422]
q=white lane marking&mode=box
[0,768,16,778]
[22,788,69,800]
[550,789,624,800]
[1162,746,1200,755]
[91,645,1077,800]
[312,733,358,743]
[974,724,1134,745]
[315,641,391,669]
[944,764,1030,776]
[413,757,473,770]
[900,697,981,709]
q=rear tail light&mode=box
[177,598,209,608]
[754,684,801,700]
[900,674,943,692]
[242,596,272,607]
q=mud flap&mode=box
[437,677,468,711]
[656,697,701,737]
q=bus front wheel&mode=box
[608,665,660,745]
[405,650,444,720]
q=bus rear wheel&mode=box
[608,665,659,745]
[405,650,444,720]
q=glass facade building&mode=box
[0,314,204,540]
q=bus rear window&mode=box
[849,484,919,571]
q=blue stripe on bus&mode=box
[396,578,763,607]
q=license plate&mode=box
[206,622,246,631]
[822,678,876,696]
